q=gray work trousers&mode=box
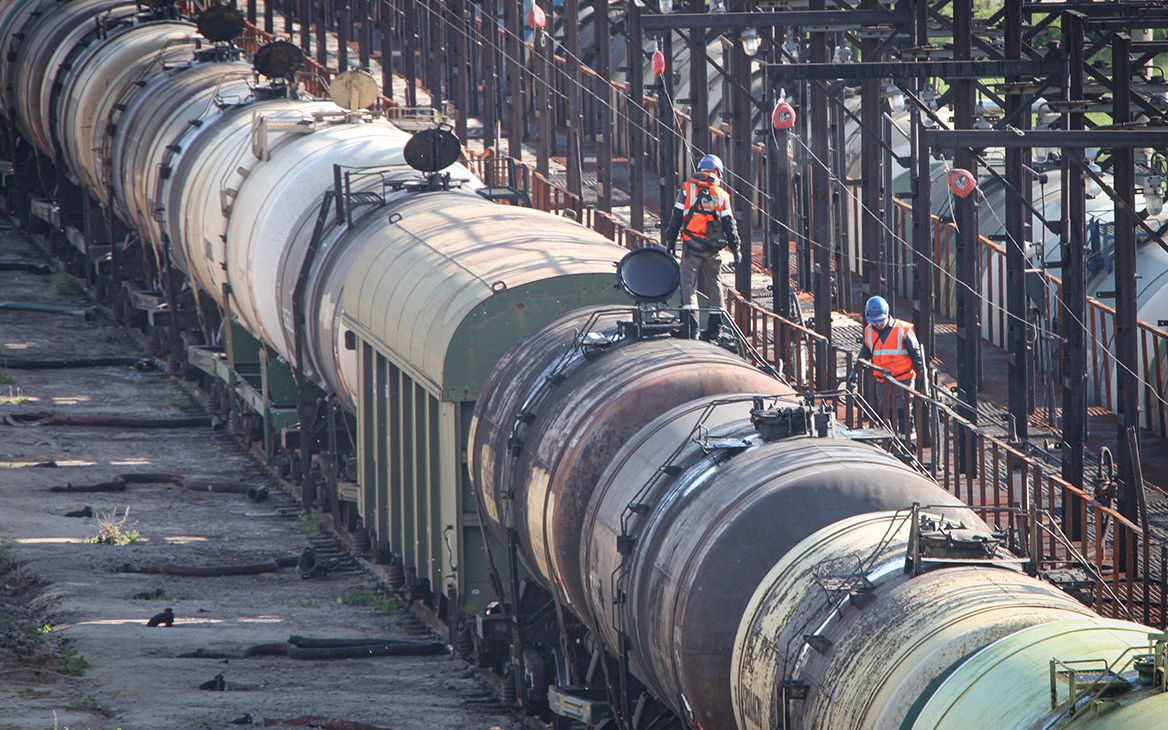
[873,376,916,443]
[679,244,724,311]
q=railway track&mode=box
[0,224,520,730]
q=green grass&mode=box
[340,586,404,617]
[60,647,88,676]
[51,271,83,296]
[296,511,323,536]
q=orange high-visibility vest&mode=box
[865,318,917,381]
[680,175,731,244]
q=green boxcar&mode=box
[342,193,630,613]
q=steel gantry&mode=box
[226,0,1168,535]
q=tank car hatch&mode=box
[403,125,463,173]
[253,40,304,82]
[329,69,380,112]
[616,246,680,304]
[195,5,245,43]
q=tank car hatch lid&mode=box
[403,126,462,173]
[196,5,245,42]
[253,40,304,80]
[616,247,680,304]
[329,69,380,111]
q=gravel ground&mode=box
[0,222,521,730]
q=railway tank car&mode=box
[2,2,1168,730]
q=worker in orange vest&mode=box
[846,296,928,443]
[663,154,741,340]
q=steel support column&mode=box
[316,0,329,69]
[565,0,583,201]
[595,0,613,212]
[506,0,523,159]
[810,3,833,388]
[403,0,418,106]
[1112,32,1144,529]
[1005,0,1031,443]
[359,0,371,70]
[731,38,752,298]
[688,0,709,157]
[482,0,499,151]
[772,121,791,318]
[658,31,675,228]
[628,1,645,232]
[831,66,851,314]
[428,0,444,111]
[301,0,312,60]
[911,0,934,362]
[453,0,469,143]
[535,20,549,176]
[954,0,980,472]
[1061,11,1088,520]
[337,0,349,71]
[860,4,882,300]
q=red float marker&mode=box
[772,100,795,130]
[652,48,666,77]
[947,168,977,198]
[527,3,546,30]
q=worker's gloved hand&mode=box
[731,248,742,268]
[665,239,677,256]
[845,376,857,391]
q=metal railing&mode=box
[886,199,1168,440]
[724,289,1165,626]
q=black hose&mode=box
[0,261,51,274]
[123,555,301,576]
[242,642,291,657]
[48,473,252,493]
[49,481,126,493]
[6,414,212,428]
[288,636,431,649]
[286,641,446,659]
[0,356,152,369]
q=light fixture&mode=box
[740,28,761,57]
[1147,176,1165,217]
[783,35,799,60]
[885,82,905,113]
[1084,162,1103,199]
[659,0,673,13]
[920,86,938,111]
[832,45,852,64]
[709,0,726,12]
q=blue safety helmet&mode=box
[865,296,890,326]
[697,154,724,176]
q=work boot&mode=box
[679,309,699,339]
[699,312,724,342]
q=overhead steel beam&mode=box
[640,9,908,31]
[766,57,1061,81]
[925,129,1168,147]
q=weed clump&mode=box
[84,507,141,546]
[340,586,404,617]
[51,271,83,296]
